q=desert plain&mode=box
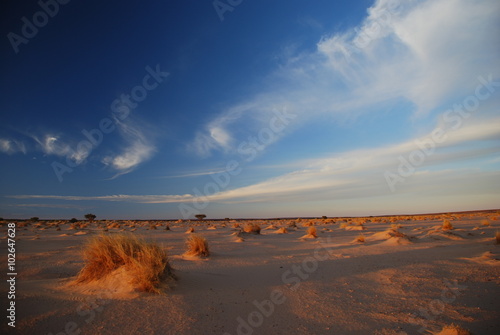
[1,210,499,335]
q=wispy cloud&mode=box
[31,134,90,164]
[10,118,500,205]
[0,138,26,154]
[102,118,156,177]
[188,0,500,156]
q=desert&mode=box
[1,210,499,335]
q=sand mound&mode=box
[67,267,142,300]
[425,230,465,240]
[274,227,288,234]
[462,251,500,266]
[370,228,413,245]
[345,225,366,231]
[264,224,278,230]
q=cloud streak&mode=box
[10,118,500,205]
[188,0,500,157]
[102,117,156,177]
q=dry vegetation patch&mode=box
[185,234,210,257]
[436,324,472,335]
[243,222,261,234]
[75,234,173,294]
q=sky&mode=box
[0,0,499,220]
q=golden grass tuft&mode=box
[307,226,317,238]
[436,324,471,335]
[442,219,454,230]
[482,219,491,226]
[185,234,210,257]
[495,231,500,244]
[391,223,402,230]
[354,234,365,243]
[243,223,261,234]
[75,234,172,293]
[185,227,195,233]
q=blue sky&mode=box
[1,0,499,220]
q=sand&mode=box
[1,212,499,335]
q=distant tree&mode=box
[30,217,39,222]
[195,214,206,221]
[322,216,328,220]
[69,218,78,223]
[84,213,96,222]
[0,217,4,221]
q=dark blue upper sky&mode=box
[1,0,499,219]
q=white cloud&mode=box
[102,118,156,176]
[0,138,26,154]
[188,0,500,156]
[11,118,500,205]
[32,134,89,164]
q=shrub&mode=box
[354,234,365,243]
[391,223,402,230]
[84,213,96,222]
[307,226,317,238]
[185,234,210,257]
[75,234,172,293]
[442,219,454,230]
[243,223,261,234]
[436,324,471,335]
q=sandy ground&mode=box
[1,212,499,335]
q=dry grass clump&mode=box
[276,227,288,234]
[185,234,210,257]
[185,227,195,233]
[306,226,317,238]
[243,223,261,234]
[495,231,500,244]
[340,222,348,229]
[75,234,172,293]
[354,234,365,243]
[442,219,454,230]
[391,223,402,230]
[303,221,314,227]
[436,324,471,335]
[107,222,120,229]
[232,223,240,229]
[482,219,491,226]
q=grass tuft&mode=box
[355,234,365,243]
[185,234,210,257]
[437,323,472,335]
[495,231,500,244]
[307,226,317,238]
[442,219,454,230]
[75,234,172,293]
[482,219,491,226]
[243,223,261,234]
